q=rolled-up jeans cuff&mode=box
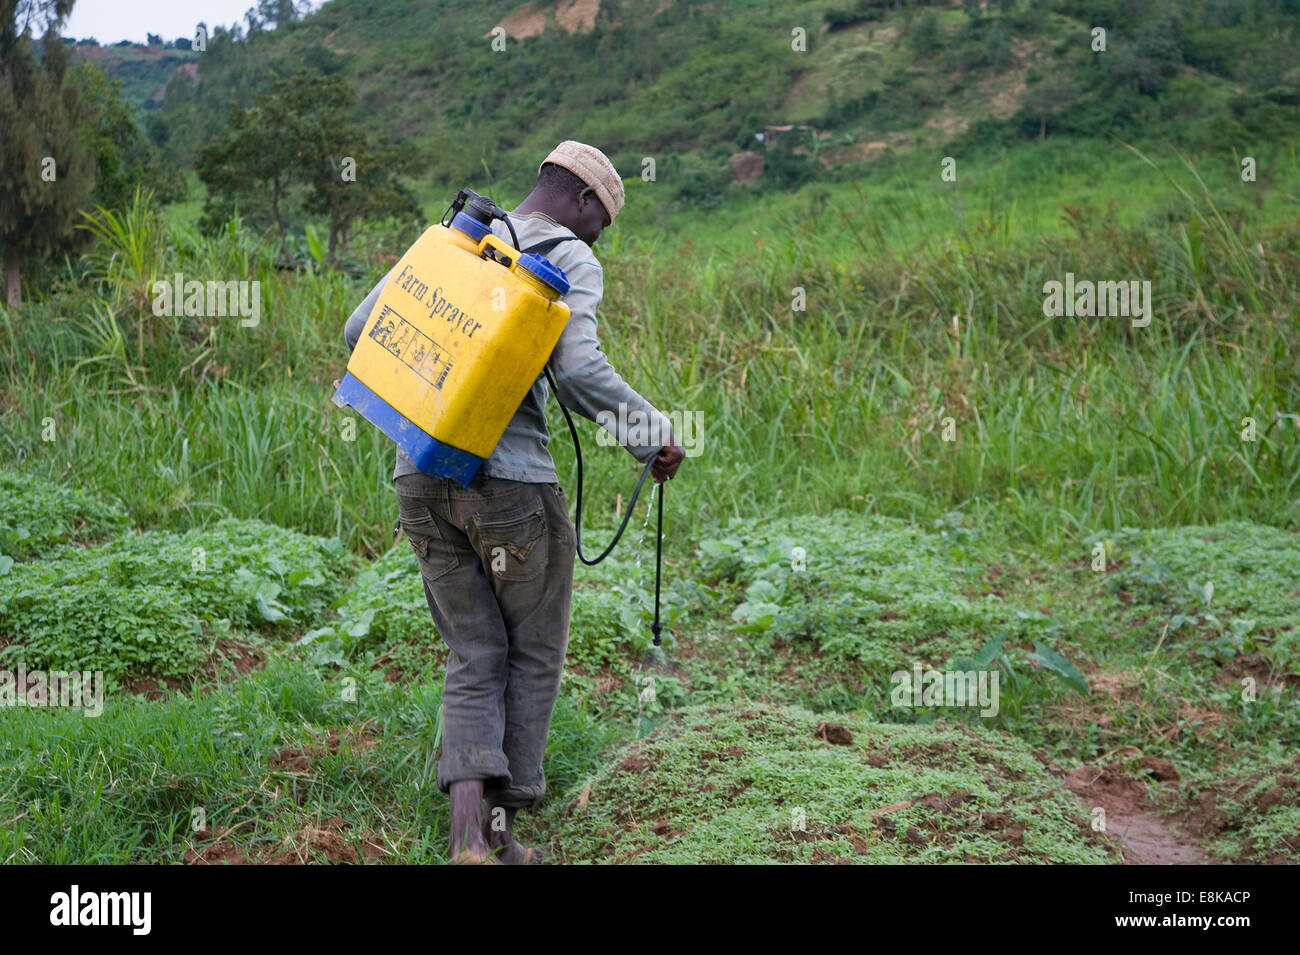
[484,779,546,810]
[436,747,511,795]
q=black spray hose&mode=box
[544,364,666,646]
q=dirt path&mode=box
[1104,808,1206,864]
[1063,766,1207,865]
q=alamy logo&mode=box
[595,402,703,456]
[0,666,103,717]
[890,664,1000,717]
[151,272,261,327]
[1042,272,1151,327]
[49,886,151,935]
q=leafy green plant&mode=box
[0,470,131,559]
[298,545,433,666]
[1197,617,1259,665]
[696,514,1033,670]
[911,631,1094,730]
[568,577,662,669]
[1023,641,1090,696]
[1101,523,1300,670]
[304,223,325,269]
[0,518,355,683]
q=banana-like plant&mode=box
[77,185,168,360]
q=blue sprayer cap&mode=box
[516,253,570,296]
[449,211,491,242]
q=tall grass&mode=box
[1,139,1297,556]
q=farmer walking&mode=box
[344,141,685,863]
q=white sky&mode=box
[62,0,326,44]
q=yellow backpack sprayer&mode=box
[332,188,666,646]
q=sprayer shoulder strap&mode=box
[521,236,582,258]
[526,235,583,386]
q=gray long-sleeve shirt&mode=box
[343,210,671,484]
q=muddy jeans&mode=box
[394,470,577,809]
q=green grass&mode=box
[1174,747,1300,863]
[0,660,614,864]
[2,480,1297,862]
[0,513,356,685]
[0,469,130,560]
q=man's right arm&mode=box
[545,257,674,467]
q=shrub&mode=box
[0,470,130,561]
[0,518,356,682]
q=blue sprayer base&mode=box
[332,372,484,487]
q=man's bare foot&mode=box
[449,780,497,863]
[481,801,548,864]
[449,847,502,865]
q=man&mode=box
[343,141,685,864]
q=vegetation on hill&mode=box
[68,0,1300,259]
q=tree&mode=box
[762,128,817,191]
[149,65,198,164]
[1019,75,1081,139]
[306,138,420,263]
[195,68,325,255]
[256,0,305,30]
[909,9,941,56]
[74,63,185,210]
[983,22,1011,70]
[0,0,95,306]
[1112,16,1183,96]
[293,73,419,262]
[146,32,161,45]
[196,68,420,263]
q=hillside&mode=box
[68,40,199,114]
[81,0,1299,210]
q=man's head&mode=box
[529,141,624,246]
